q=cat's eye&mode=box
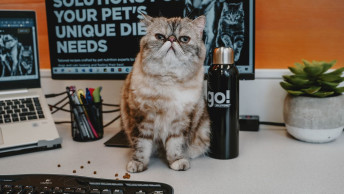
[179,36,190,43]
[155,34,166,41]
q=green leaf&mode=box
[310,91,335,97]
[289,62,305,75]
[304,65,324,77]
[295,62,305,69]
[302,59,313,67]
[320,74,344,82]
[301,86,321,94]
[334,86,344,94]
[283,75,312,87]
[324,67,344,76]
[280,81,300,90]
[318,80,340,89]
[319,60,336,74]
[286,90,304,96]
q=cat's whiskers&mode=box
[156,41,172,56]
[171,42,185,56]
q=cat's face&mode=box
[222,3,244,25]
[138,15,206,81]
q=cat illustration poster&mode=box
[45,0,254,80]
[184,0,255,79]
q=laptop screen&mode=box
[0,10,40,90]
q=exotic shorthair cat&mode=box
[120,15,210,172]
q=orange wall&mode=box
[1,0,344,69]
[256,0,344,69]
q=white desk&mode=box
[1,123,344,194]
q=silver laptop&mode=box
[0,10,62,157]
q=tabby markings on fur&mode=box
[120,15,210,172]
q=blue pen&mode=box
[86,88,93,104]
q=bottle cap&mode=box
[213,47,234,65]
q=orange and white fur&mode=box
[120,15,210,172]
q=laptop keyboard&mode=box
[0,97,45,124]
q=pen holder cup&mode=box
[70,101,103,142]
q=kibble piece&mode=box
[87,161,91,164]
[93,171,97,174]
[80,166,84,169]
[73,170,76,173]
[57,164,61,167]
[115,173,118,177]
[123,173,131,179]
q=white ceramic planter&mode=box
[283,94,344,143]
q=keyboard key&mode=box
[28,115,37,120]
[6,101,13,106]
[152,191,164,194]
[36,106,42,111]
[24,186,33,192]
[27,105,35,111]
[13,185,22,191]
[90,189,101,194]
[3,184,12,189]
[53,187,63,193]
[64,188,74,193]
[113,189,124,194]
[4,117,11,123]
[27,112,36,116]
[34,99,41,106]
[20,116,27,121]
[75,188,86,193]
[101,189,111,194]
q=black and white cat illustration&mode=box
[216,2,245,62]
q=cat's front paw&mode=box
[127,160,146,173]
[169,158,190,171]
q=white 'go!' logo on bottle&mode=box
[207,90,231,108]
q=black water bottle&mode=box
[207,47,239,159]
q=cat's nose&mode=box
[168,35,176,42]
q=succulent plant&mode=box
[280,60,344,97]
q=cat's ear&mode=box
[192,15,206,36]
[140,13,154,27]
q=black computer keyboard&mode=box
[0,174,173,194]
